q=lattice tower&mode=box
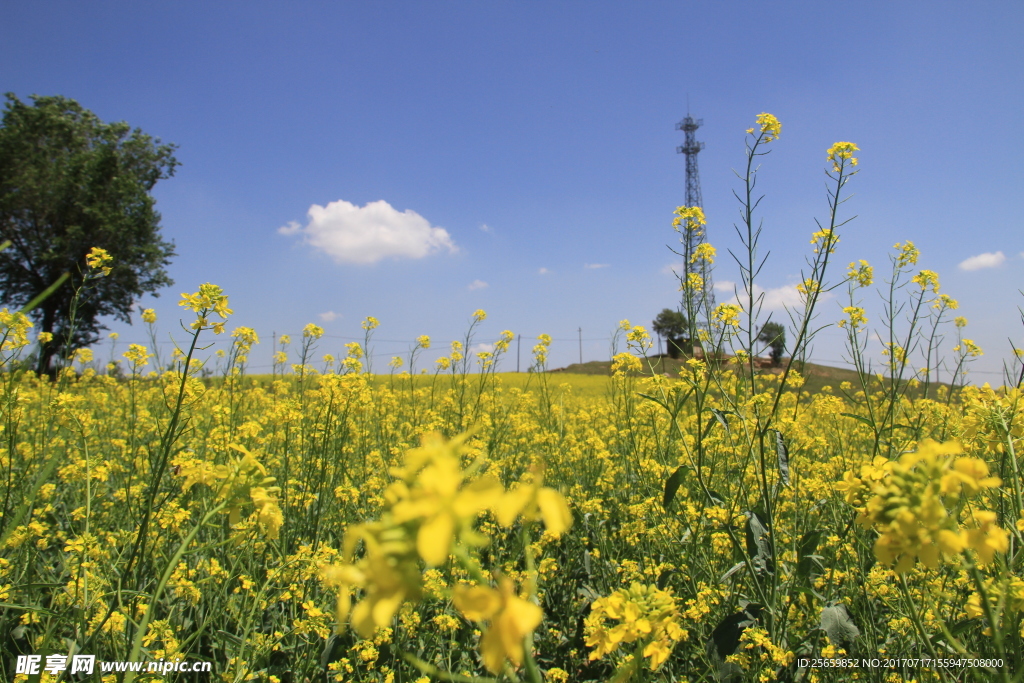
[676,114,714,306]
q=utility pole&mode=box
[578,327,582,365]
[517,334,521,372]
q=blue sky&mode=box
[3,2,1023,380]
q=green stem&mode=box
[124,500,226,682]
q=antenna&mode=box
[676,110,714,306]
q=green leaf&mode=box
[819,603,860,649]
[18,272,70,315]
[841,412,874,427]
[745,510,774,576]
[663,465,690,510]
[706,489,725,506]
[708,604,763,681]
[711,408,733,433]
[637,392,668,412]
[796,529,824,580]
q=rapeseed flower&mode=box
[122,344,152,367]
[840,439,1006,571]
[0,308,33,351]
[584,582,686,670]
[847,260,873,287]
[691,242,716,264]
[494,466,572,538]
[453,576,543,673]
[85,246,113,276]
[672,206,706,233]
[389,433,504,566]
[750,112,781,142]
[826,141,859,172]
[713,303,741,328]
[894,241,920,268]
[912,269,940,293]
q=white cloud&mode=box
[279,199,457,264]
[538,267,549,275]
[757,285,808,311]
[585,263,610,269]
[719,282,831,312]
[958,251,1006,271]
[714,280,737,294]
[468,279,489,290]
[479,223,493,233]
[470,342,495,356]
[318,311,340,323]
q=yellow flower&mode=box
[85,247,113,276]
[810,228,838,254]
[796,278,820,296]
[142,308,157,324]
[826,141,859,172]
[122,344,152,367]
[473,309,487,322]
[453,576,543,674]
[844,439,1007,572]
[611,352,642,375]
[362,316,380,331]
[389,433,504,566]
[232,326,259,347]
[0,309,33,351]
[494,466,572,538]
[322,526,422,638]
[964,510,1009,564]
[179,284,233,325]
[303,323,324,340]
[847,260,873,287]
[672,206,706,233]
[691,242,716,264]
[584,582,685,670]
[838,306,867,329]
[911,269,940,293]
[416,335,431,349]
[683,272,704,293]
[755,112,782,142]
[894,241,919,268]
[713,303,741,328]
[250,487,283,540]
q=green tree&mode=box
[0,94,178,375]
[758,321,786,366]
[652,308,689,359]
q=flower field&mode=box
[2,115,1023,682]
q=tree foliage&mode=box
[0,93,178,374]
[758,321,786,366]
[652,308,689,359]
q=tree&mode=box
[652,308,689,359]
[0,94,178,375]
[758,321,786,366]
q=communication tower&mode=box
[676,113,714,306]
